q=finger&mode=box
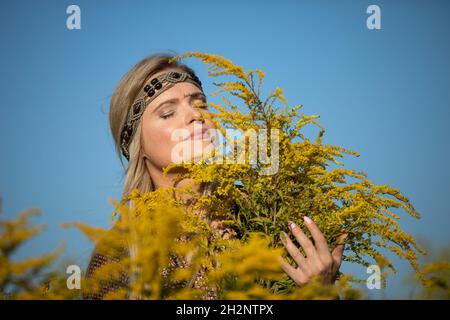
[303,216,330,257]
[280,231,307,266]
[288,220,316,258]
[331,233,348,267]
[278,255,297,276]
[277,256,308,286]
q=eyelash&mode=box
[160,101,208,120]
[161,113,174,119]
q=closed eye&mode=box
[159,98,207,120]
[160,112,174,119]
[192,99,208,108]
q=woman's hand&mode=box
[279,216,348,286]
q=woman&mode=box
[84,53,347,299]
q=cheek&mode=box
[141,120,182,166]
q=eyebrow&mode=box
[152,92,207,114]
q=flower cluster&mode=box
[0,51,433,299]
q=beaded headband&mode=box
[120,70,203,161]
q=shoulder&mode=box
[85,252,120,278]
[83,228,130,299]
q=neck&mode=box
[145,159,205,204]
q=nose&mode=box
[185,102,205,124]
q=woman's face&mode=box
[140,69,217,171]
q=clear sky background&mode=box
[1,0,449,299]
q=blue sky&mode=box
[1,0,449,299]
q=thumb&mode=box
[331,233,348,266]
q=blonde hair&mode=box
[109,53,200,201]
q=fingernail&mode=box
[304,216,313,225]
[287,221,297,230]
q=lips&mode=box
[187,127,210,140]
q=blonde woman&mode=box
[84,53,347,299]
